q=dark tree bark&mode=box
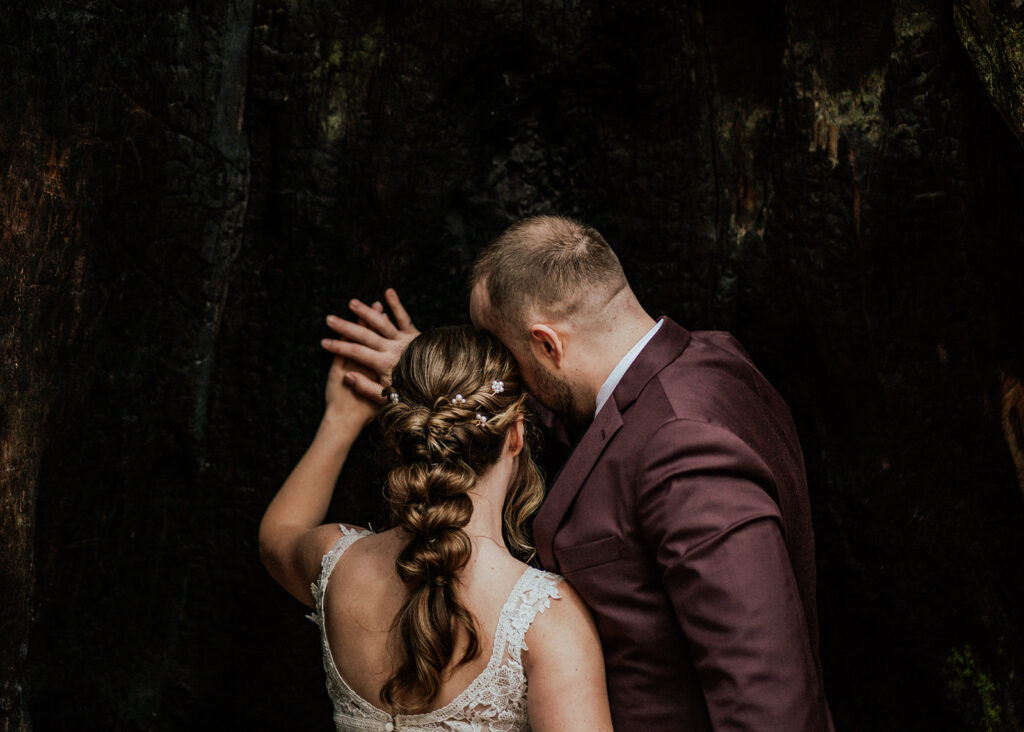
[955,0,1024,149]
[2,1,1023,730]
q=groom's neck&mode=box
[573,289,657,401]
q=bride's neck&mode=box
[463,459,513,548]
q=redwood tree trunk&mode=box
[2,1,1023,729]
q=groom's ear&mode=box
[529,324,564,368]
[508,415,525,457]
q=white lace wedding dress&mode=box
[308,526,563,731]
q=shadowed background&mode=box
[3,0,1024,729]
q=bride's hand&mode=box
[324,354,382,427]
[320,288,420,400]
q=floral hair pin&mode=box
[451,394,467,406]
[490,380,505,394]
[475,413,488,427]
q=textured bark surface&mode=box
[2,1,1023,730]
[955,0,1024,148]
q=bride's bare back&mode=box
[309,525,612,731]
[323,529,532,711]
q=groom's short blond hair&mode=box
[470,215,627,336]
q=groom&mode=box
[326,216,833,730]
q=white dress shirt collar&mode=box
[594,318,664,417]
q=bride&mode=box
[259,324,613,731]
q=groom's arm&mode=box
[637,418,829,731]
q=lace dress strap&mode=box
[308,525,372,627]
[501,568,563,665]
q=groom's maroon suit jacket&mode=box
[533,318,832,731]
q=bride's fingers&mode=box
[321,338,391,375]
[355,301,384,328]
[343,370,386,404]
[385,288,416,332]
[349,298,398,338]
[326,355,350,389]
[325,315,389,350]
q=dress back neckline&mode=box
[308,525,562,731]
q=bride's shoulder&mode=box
[517,565,564,604]
[320,527,404,586]
[520,575,593,648]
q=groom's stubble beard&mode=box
[523,346,594,431]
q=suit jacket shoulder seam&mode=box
[641,414,763,461]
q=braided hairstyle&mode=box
[376,325,545,713]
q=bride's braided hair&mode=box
[377,325,544,713]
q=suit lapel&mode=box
[534,396,623,571]
[533,318,692,572]
[612,317,690,411]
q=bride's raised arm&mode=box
[258,350,382,606]
[523,581,615,731]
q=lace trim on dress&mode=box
[308,525,562,731]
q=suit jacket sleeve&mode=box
[637,418,827,731]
